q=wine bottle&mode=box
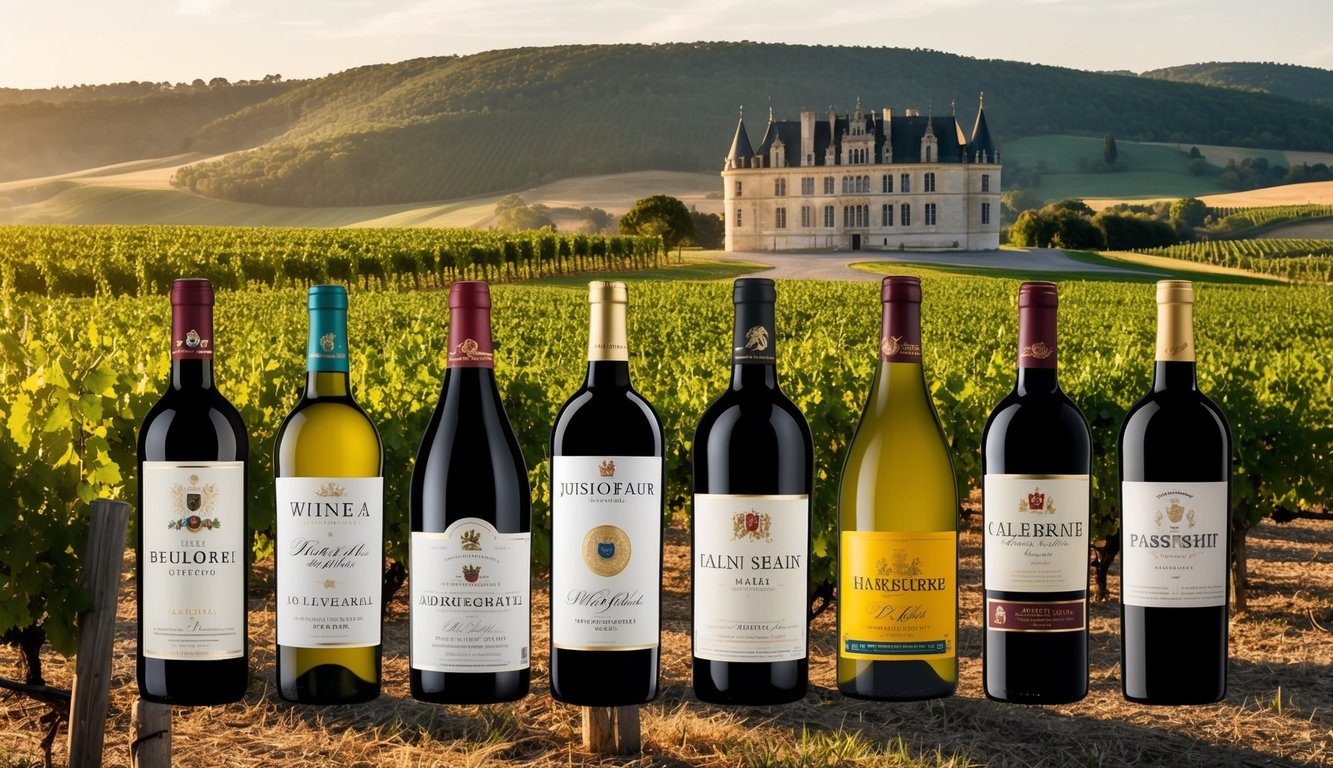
[273,285,383,704]
[981,281,1091,704]
[1119,280,1231,704]
[136,278,249,706]
[410,281,531,704]
[837,276,958,701]
[550,281,664,706]
[692,277,813,705]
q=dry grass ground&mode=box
[3,516,1330,767]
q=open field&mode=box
[1145,142,1333,170]
[1085,181,1333,210]
[3,515,1329,767]
[0,152,718,228]
[1003,136,1225,202]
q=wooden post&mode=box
[581,705,641,754]
[66,499,130,768]
[131,700,171,768]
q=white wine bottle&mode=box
[274,285,384,704]
[837,276,958,700]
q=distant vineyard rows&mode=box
[1139,238,1333,282]
[0,225,665,296]
[4,277,1330,656]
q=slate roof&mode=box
[735,102,997,168]
[725,116,755,167]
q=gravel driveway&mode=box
[719,247,1153,280]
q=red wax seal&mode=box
[171,278,214,361]
[880,276,923,363]
[447,281,495,369]
[1018,281,1058,369]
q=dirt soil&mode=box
[3,516,1330,767]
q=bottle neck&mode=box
[170,301,215,390]
[448,303,496,370]
[587,298,631,388]
[1016,304,1060,394]
[731,300,777,390]
[1153,301,1197,392]
[171,359,214,390]
[875,299,928,401]
[305,306,351,398]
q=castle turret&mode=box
[970,93,998,164]
[725,111,755,170]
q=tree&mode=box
[688,208,725,249]
[620,195,694,255]
[1104,134,1119,165]
[494,195,554,231]
[1001,189,1041,222]
[1169,197,1207,228]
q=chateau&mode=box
[722,98,1001,252]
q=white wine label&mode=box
[410,520,530,673]
[140,461,245,661]
[1121,481,1228,608]
[275,476,383,647]
[551,455,661,650]
[983,475,1089,593]
[693,494,808,663]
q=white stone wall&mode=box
[722,163,1001,252]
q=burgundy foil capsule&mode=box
[1018,281,1058,369]
[879,276,922,363]
[171,278,214,361]
[447,281,495,368]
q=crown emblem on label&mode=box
[462,565,481,583]
[598,460,616,477]
[1028,492,1045,510]
[460,529,482,550]
[314,482,347,497]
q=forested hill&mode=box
[6,43,1333,206]
[1142,62,1333,105]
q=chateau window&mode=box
[775,178,787,196]
[824,176,834,195]
[900,174,911,193]
[982,202,991,225]
[735,181,743,197]
[924,173,936,193]
[801,205,813,227]
[925,203,937,226]
[842,176,850,194]
[801,177,814,196]
[843,206,850,228]
[882,175,891,194]
[824,205,835,227]
[925,146,933,163]
[736,208,743,227]
[982,174,991,192]
[882,204,893,227]
[776,207,787,229]
[901,203,911,227]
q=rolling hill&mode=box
[1142,62,1333,105]
[7,43,1333,210]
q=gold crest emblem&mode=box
[744,325,769,351]
[881,335,901,357]
[460,529,482,551]
[1018,488,1055,514]
[731,510,773,542]
[582,525,631,577]
[320,332,336,352]
[1154,498,1196,529]
[877,549,923,577]
[598,460,616,477]
[314,482,347,497]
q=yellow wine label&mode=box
[839,531,956,661]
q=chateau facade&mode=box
[722,98,1001,252]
